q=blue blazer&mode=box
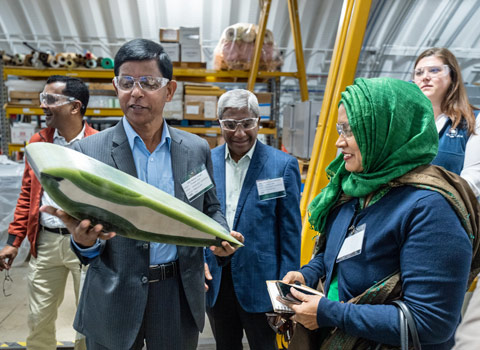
[206,141,302,313]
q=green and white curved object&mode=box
[26,142,242,248]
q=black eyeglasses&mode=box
[3,270,13,297]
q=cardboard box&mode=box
[255,92,272,120]
[163,100,183,120]
[9,91,40,100]
[10,98,40,106]
[163,111,183,120]
[173,81,184,99]
[184,95,217,120]
[11,123,37,144]
[88,83,115,91]
[159,28,179,43]
[179,26,200,44]
[181,44,202,63]
[162,43,180,62]
[184,101,203,119]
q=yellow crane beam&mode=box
[287,0,309,101]
[300,0,373,265]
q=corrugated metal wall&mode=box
[0,0,479,82]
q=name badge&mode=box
[181,164,214,202]
[336,223,366,263]
[256,177,286,201]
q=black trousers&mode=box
[206,264,277,350]
[86,274,198,350]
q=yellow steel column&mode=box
[299,0,355,218]
[299,0,372,265]
[247,0,272,91]
[287,0,309,101]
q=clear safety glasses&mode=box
[219,118,259,131]
[114,76,170,92]
[336,123,353,138]
[39,93,78,107]
[412,64,450,81]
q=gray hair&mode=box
[217,89,260,119]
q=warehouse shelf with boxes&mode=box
[0,10,307,159]
[0,64,290,158]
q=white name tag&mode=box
[256,177,286,201]
[336,223,366,263]
[181,165,214,202]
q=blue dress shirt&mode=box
[72,117,177,265]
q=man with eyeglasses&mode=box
[40,39,243,350]
[0,75,97,350]
[204,89,302,350]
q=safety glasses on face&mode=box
[39,93,78,107]
[219,118,258,131]
[114,76,170,92]
[336,123,353,138]
[413,64,450,81]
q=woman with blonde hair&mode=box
[413,47,480,198]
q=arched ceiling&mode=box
[0,0,479,84]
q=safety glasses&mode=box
[39,93,78,107]
[336,122,353,138]
[412,64,450,81]
[114,76,170,92]
[219,118,258,131]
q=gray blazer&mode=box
[70,121,228,348]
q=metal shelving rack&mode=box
[0,61,10,156]
[0,66,292,156]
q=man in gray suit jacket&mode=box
[41,39,243,350]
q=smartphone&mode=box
[276,282,301,304]
[276,281,318,304]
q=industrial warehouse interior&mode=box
[1,0,480,349]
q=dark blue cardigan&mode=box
[300,186,472,349]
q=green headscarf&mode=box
[308,77,438,233]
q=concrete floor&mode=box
[0,261,249,349]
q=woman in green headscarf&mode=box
[279,77,479,349]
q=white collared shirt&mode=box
[39,124,86,228]
[224,141,257,229]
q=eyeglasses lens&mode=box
[336,123,352,138]
[116,76,168,91]
[413,65,449,80]
[221,118,258,131]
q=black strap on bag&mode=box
[392,300,422,350]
